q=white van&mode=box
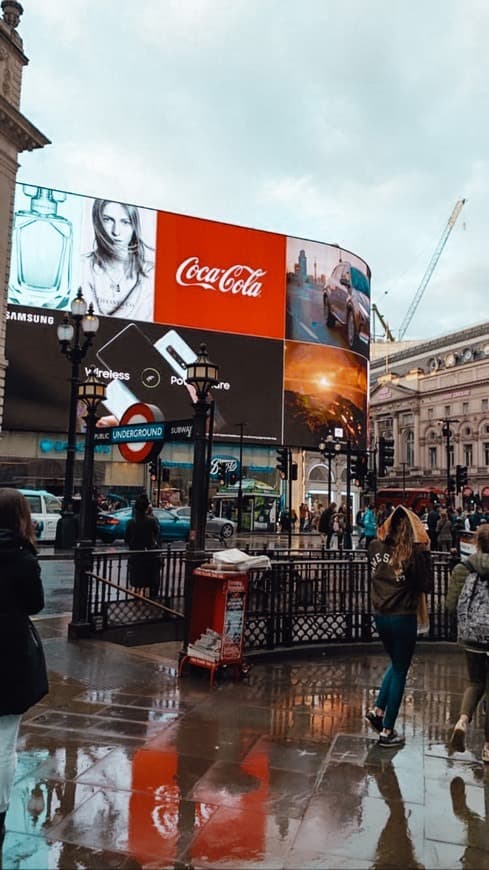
[19,489,62,543]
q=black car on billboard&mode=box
[323,262,370,351]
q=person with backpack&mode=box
[446,524,489,761]
[365,505,433,747]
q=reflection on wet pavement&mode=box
[3,630,489,868]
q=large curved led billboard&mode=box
[5,184,370,449]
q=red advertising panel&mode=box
[154,212,286,338]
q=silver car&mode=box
[173,506,236,540]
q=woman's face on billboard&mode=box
[101,202,133,249]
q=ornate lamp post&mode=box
[55,288,99,548]
[186,344,220,551]
[181,344,219,652]
[68,367,106,640]
[439,416,459,508]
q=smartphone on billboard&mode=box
[97,323,196,421]
[154,328,197,381]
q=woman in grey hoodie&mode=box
[447,524,489,761]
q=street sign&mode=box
[94,418,194,445]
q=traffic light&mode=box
[276,447,289,479]
[366,470,376,491]
[161,467,170,483]
[291,462,298,481]
[448,476,456,493]
[378,437,394,477]
[350,455,359,482]
[456,465,468,493]
[149,459,158,480]
[357,453,368,486]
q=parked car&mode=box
[18,489,63,543]
[323,262,370,350]
[97,506,190,544]
[172,506,236,540]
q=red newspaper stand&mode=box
[178,565,249,687]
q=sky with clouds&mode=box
[15,0,489,341]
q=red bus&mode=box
[376,487,445,515]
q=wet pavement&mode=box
[3,618,489,869]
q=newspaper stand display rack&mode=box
[178,565,249,687]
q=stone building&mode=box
[0,0,49,432]
[370,321,489,508]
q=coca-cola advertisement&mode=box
[5,182,370,448]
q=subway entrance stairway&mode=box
[2,614,489,869]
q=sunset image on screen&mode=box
[283,341,367,448]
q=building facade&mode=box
[370,322,489,507]
[0,0,49,432]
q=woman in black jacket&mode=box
[124,493,162,598]
[0,488,48,843]
[366,505,433,747]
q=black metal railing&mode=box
[41,547,457,650]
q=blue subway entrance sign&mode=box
[111,422,164,444]
[94,419,194,445]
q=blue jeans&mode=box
[374,613,418,731]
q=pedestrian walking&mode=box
[125,493,162,598]
[0,488,49,844]
[436,509,453,552]
[362,503,377,547]
[427,503,440,550]
[318,502,335,547]
[329,508,344,551]
[365,505,433,747]
[446,524,489,761]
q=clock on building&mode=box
[462,347,474,363]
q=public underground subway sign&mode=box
[94,402,193,463]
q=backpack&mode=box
[457,567,489,648]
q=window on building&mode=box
[464,444,473,467]
[462,402,469,415]
[406,431,414,466]
[445,406,451,417]
[429,447,437,469]
[482,398,488,411]
[427,408,433,419]
[484,443,489,466]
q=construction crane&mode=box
[372,303,395,342]
[398,198,466,340]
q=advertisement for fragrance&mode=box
[6,183,371,448]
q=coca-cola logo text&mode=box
[176,257,266,298]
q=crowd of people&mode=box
[279,498,489,554]
[3,484,489,846]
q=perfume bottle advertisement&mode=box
[8,184,84,310]
[79,197,157,322]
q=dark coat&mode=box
[0,529,48,715]
[125,515,161,593]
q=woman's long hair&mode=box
[386,513,414,573]
[0,488,36,548]
[133,493,150,525]
[90,199,152,279]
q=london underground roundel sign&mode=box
[117,403,163,463]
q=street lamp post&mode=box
[55,288,100,548]
[439,416,459,508]
[68,367,106,640]
[182,345,219,651]
[236,422,245,534]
